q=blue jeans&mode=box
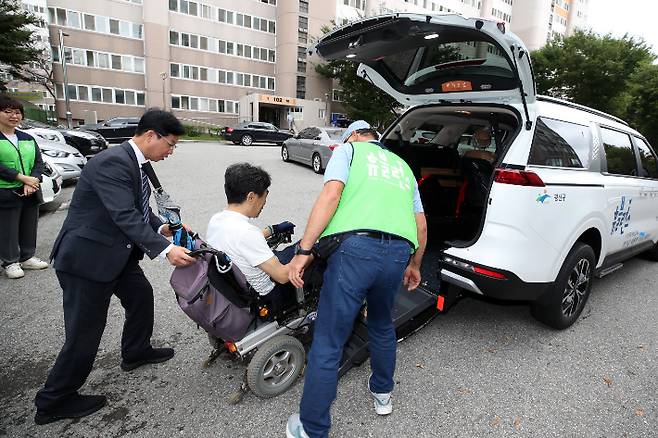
[299,234,411,438]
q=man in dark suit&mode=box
[34,109,196,425]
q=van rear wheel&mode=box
[531,242,595,329]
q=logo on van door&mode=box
[536,190,566,204]
[611,196,632,235]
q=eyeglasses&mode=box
[1,109,22,117]
[155,131,177,149]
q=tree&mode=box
[315,59,399,130]
[0,0,45,91]
[314,24,399,130]
[531,31,655,118]
[626,65,658,147]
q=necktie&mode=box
[140,165,150,223]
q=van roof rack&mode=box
[537,95,629,127]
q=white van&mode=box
[312,13,658,329]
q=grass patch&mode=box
[180,133,222,142]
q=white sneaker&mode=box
[286,413,310,438]
[5,263,25,279]
[368,374,393,415]
[20,257,49,270]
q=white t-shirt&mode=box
[206,210,275,295]
[5,134,18,147]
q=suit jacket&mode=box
[51,142,170,282]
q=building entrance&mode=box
[258,104,284,128]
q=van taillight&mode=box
[226,127,233,133]
[328,144,338,151]
[473,266,507,280]
[494,169,545,187]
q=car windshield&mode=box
[21,119,52,129]
[324,128,344,140]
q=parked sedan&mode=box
[63,129,109,158]
[19,120,66,144]
[79,116,139,143]
[221,122,293,146]
[38,139,87,182]
[281,127,344,173]
[19,120,108,159]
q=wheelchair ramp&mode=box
[338,284,438,377]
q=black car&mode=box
[64,129,109,158]
[221,122,293,146]
[79,117,140,143]
[19,119,109,159]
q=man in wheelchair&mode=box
[206,162,297,317]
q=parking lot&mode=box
[1,142,656,437]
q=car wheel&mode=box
[240,134,253,146]
[246,335,305,398]
[281,145,290,162]
[531,242,595,329]
[312,153,323,174]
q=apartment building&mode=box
[37,0,335,129]
[512,0,591,51]
[8,0,591,129]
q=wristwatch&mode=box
[294,242,313,256]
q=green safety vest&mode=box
[321,141,419,250]
[0,133,37,189]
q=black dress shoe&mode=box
[120,347,175,371]
[34,394,107,425]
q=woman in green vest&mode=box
[0,95,49,279]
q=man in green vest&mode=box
[286,120,427,438]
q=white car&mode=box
[37,139,86,182]
[19,121,66,144]
[313,14,658,329]
[39,156,63,207]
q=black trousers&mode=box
[0,192,39,267]
[264,244,298,314]
[34,259,155,411]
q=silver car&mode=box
[281,127,344,173]
[37,139,87,182]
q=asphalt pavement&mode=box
[0,142,655,437]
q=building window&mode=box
[332,89,344,102]
[217,7,275,33]
[170,29,275,63]
[53,46,145,74]
[299,0,309,13]
[56,83,145,106]
[50,8,143,39]
[298,16,308,30]
[296,76,306,99]
[298,30,307,44]
[170,94,239,114]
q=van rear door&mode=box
[310,13,535,107]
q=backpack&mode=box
[170,240,254,342]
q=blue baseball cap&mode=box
[340,120,371,143]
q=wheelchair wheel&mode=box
[246,335,305,398]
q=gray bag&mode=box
[170,241,253,342]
